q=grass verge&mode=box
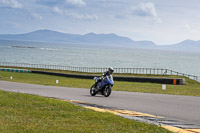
[0,90,171,133]
[0,67,200,96]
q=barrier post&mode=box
[162,84,166,90]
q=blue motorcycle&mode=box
[90,75,114,97]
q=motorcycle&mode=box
[90,75,114,97]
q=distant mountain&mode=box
[173,40,200,48]
[0,30,82,44]
[159,40,200,51]
[0,29,200,51]
[132,40,156,48]
[81,33,135,46]
[0,29,156,47]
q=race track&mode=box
[0,80,200,125]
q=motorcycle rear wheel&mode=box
[90,84,97,96]
[103,86,112,97]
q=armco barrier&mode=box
[31,70,94,79]
[31,70,185,85]
[114,76,185,85]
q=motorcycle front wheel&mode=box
[90,84,97,96]
[103,85,112,97]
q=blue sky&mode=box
[0,0,200,45]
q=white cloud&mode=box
[31,13,43,20]
[182,24,199,34]
[52,7,63,14]
[182,24,191,31]
[153,17,162,24]
[0,0,23,8]
[64,10,97,20]
[10,22,21,28]
[65,0,86,7]
[51,6,97,20]
[132,2,162,23]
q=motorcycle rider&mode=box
[94,67,114,88]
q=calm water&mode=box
[0,42,200,80]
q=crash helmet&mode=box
[108,67,114,73]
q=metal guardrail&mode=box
[31,70,185,85]
[0,62,198,81]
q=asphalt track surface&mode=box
[0,80,200,125]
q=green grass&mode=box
[0,90,171,133]
[1,70,200,97]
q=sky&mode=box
[0,0,200,45]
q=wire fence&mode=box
[0,62,198,81]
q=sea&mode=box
[0,41,200,81]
